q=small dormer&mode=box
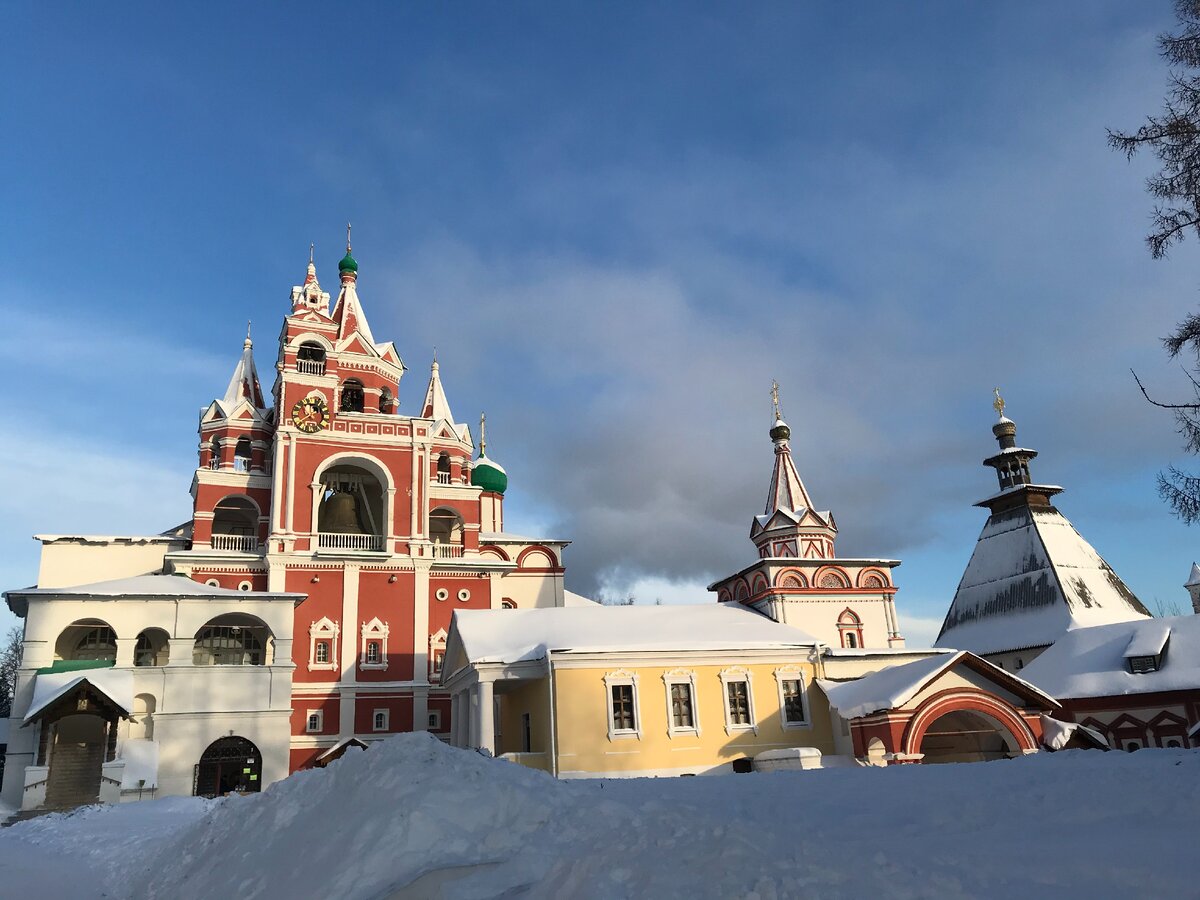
[1124,623,1170,675]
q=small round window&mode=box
[457,589,470,602]
[205,579,220,588]
[435,588,449,602]
[238,580,252,592]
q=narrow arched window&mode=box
[379,387,392,413]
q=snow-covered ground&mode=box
[1,735,1196,899]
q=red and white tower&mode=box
[169,233,569,768]
[708,383,904,649]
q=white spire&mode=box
[1186,562,1200,588]
[222,324,266,411]
[421,357,455,423]
[764,436,814,516]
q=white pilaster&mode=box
[476,679,495,754]
[412,560,431,731]
[340,564,360,736]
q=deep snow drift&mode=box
[1,735,1196,899]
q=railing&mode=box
[211,534,260,553]
[435,472,452,485]
[433,544,464,559]
[433,472,471,485]
[318,532,386,552]
[208,459,221,470]
[233,457,251,473]
[296,358,327,375]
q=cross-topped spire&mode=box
[346,222,352,253]
[771,379,783,422]
[244,320,252,349]
[479,411,487,456]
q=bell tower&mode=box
[166,233,571,771]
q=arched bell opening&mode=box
[340,379,365,413]
[436,451,452,484]
[297,341,327,375]
[194,736,262,797]
[917,710,1018,764]
[193,613,272,666]
[54,620,117,663]
[211,496,260,552]
[317,463,386,550]
[429,506,464,558]
[233,437,253,473]
[134,628,170,667]
[379,386,393,413]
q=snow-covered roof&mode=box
[316,737,369,762]
[5,574,305,601]
[818,650,1056,720]
[1039,715,1108,751]
[421,360,455,424]
[1019,614,1200,700]
[1122,620,1171,659]
[479,532,570,546]
[936,506,1150,656]
[562,590,599,607]
[34,533,187,545]
[452,604,819,666]
[1186,562,1200,589]
[24,668,134,724]
[763,435,814,518]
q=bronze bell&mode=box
[319,490,364,534]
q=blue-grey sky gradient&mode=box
[1,2,1198,642]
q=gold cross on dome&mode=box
[771,380,783,421]
[993,387,1006,418]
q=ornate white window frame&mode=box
[603,670,641,741]
[360,617,389,670]
[428,710,442,732]
[773,666,811,729]
[429,628,448,681]
[308,617,339,672]
[661,669,700,738]
[719,667,757,735]
[306,709,323,733]
[372,708,389,732]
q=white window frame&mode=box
[360,617,390,670]
[719,667,757,735]
[429,628,447,681]
[661,669,700,737]
[427,710,442,732]
[308,617,339,672]
[774,666,811,729]
[604,670,641,741]
[306,709,323,733]
[372,708,389,732]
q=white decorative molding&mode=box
[773,666,811,730]
[603,670,642,742]
[308,617,339,671]
[660,668,700,738]
[719,667,757,736]
[429,628,448,680]
[305,709,324,733]
[360,617,390,670]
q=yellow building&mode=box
[442,604,853,777]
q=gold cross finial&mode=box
[479,412,487,456]
[993,387,1006,419]
[771,379,783,421]
[309,242,314,265]
[346,222,352,253]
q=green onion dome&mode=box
[338,250,358,273]
[769,418,791,442]
[471,455,508,495]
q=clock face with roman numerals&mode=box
[291,395,329,433]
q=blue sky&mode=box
[2,2,1198,642]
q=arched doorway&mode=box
[917,710,1017,764]
[194,736,262,797]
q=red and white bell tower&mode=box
[168,232,569,769]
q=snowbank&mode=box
[0,734,1196,899]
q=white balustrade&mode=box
[433,544,464,559]
[211,534,259,553]
[317,532,386,552]
[296,358,327,375]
